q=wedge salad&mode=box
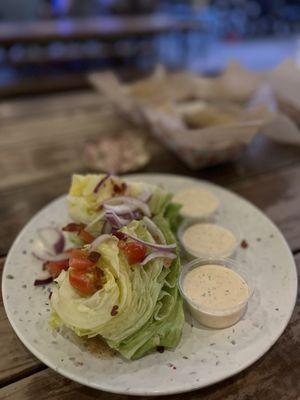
[33,174,184,360]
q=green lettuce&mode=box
[68,174,159,225]
[51,175,184,359]
[164,202,183,234]
[114,214,184,359]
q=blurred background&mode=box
[0,0,299,97]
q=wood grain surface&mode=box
[0,90,299,399]
[0,92,300,254]
[1,255,299,400]
[0,259,43,386]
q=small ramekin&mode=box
[178,221,238,260]
[179,257,254,329]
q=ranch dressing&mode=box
[181,223,237,258]
[183,264,250,328]
[173,187,219,219]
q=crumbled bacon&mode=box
[62,223,86,232]
[112,231,126,240]
[156,346,165,353]
[111,305,119,316]
[240,240,249,249]
[34,277,53,286]
[88,251,101,263]
[113,182,127,195]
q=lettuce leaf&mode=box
[68,174,160,225]
[164,202,183,234]
[148,187,172,215]
[111,214,184,359]
[50,175,184,359]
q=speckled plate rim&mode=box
[2,173,298,396]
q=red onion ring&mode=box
[89,234,116,252]
[103,204,135,216]
[104,196,151,217]
[143,217,166,244]
[32,251,70,263]
[123,232,176,251]
[103,221,112,234]
[37,227,65,255]
[94,174,112,193]
[140,251,176,266]
[106,210,131,229]
[138,188,152,202]
[34,277,53,286]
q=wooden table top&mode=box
[0,15,198,46]
[0,89,299,399]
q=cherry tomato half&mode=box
[119,241,147,265]
[79,229,95,244]
[69,266,102,295]
[69,249,94,271]
[46,259,69,278]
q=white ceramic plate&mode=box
[3,174,297,396]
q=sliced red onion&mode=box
[94,174,111,193]
[106,210,130,229]
[34,277,53,286]
[103,221,112,234]
[119,211,142,221]
[89,234,115,252]
[104,196,151,217]
[141,251,176,266]
[143,217,166,244]
[132,210,142,220]
[86,212,105,232]
[37,227,65,255]
[103,204,135,215]
[32,250,69,263]
[103,205,142,224]
[54,233,65,254]
[138,188,152,202]
[123,232,176,251]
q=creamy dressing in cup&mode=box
[178,222,238,259]
[173,187,220,221]
[179,258,253,329]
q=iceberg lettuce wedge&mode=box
[50,174,184,359]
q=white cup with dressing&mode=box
[179,258,254,329]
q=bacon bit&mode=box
[164,258,173,268]
[111,305,119,316]
[156,346,165,353]
[113,231,126,240]
[62,223,86,232]
[94,174,111,193]
[88,251,101,263]
[113,182,127,195]
[42,261,49,271]
[240,240,249,249]
[79,229,94,244]
[34,277,53,286]
[63,223,94,245]
[94,268,104,291]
